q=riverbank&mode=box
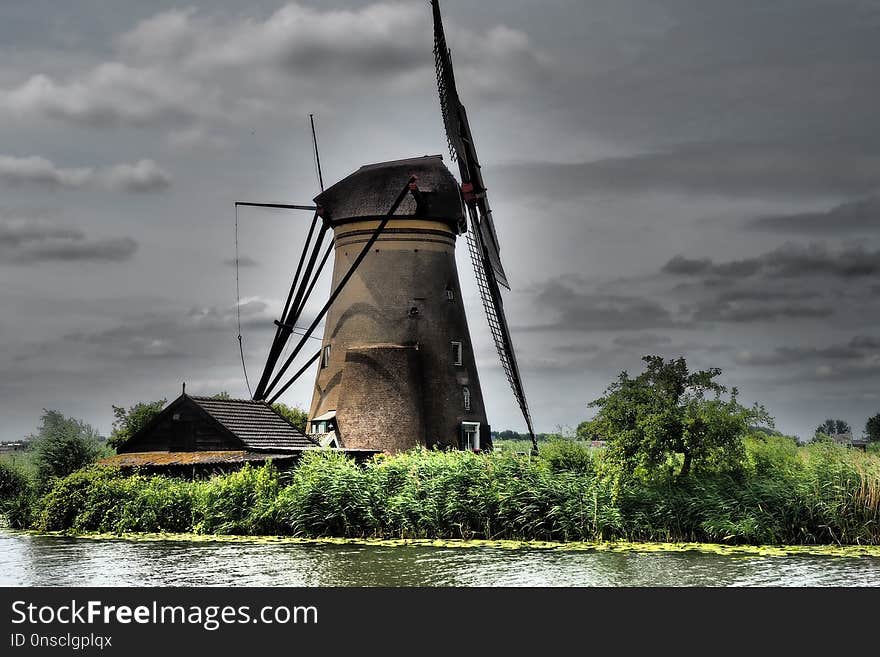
[3,437,880,546]
[10,529,880,559]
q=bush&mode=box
[537,439,594,475]
[0,460,29,503]
[8,443,880,546]
[276,451,377,537]
[194,463,280,534]
[30,410,103,490]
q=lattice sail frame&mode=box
[465,211,535,437]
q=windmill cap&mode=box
[314,155,465,231]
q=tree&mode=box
[812,432,834,445]
[30,410,103,489]
[865,414,880,443]
[815,418,851,437]
[576,421,597,441]
[271,402,308,433]
[108,399,166,449]
[211,391,232,400]
[585,356,770,478]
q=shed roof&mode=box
[314,155,464,230]
[188,396,318,451]
[99,450,300,468]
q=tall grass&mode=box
[6,437,880,545]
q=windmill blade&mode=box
[432,0,508,289]
[466,207,536,448]
[432,0,535,449]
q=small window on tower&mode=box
[462,386,471,412]
[451,341,463,366]
[321,344,331,368]
[446,285,455,301]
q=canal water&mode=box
[2,531,879,586]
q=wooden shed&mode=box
[100,394,376,476]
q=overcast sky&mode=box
[2,0,879,442]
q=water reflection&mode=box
[2,531,879,587]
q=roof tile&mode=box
[189,396,318,450]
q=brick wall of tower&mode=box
[334,345,425,452]
[308,218,489,453]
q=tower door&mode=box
[461,422,480,452]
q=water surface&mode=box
[2,531,879,586]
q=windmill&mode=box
[243,0,536,454]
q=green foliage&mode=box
[271,402,308,433]
[12,441,880,546]
[812,432,835,444]
[576,421,597,441]
[495,429,529,441]
[211,391,232,400]
[0,460,33,527]
[538,439,595,475]
[30,410,103,490]
[492,430,555,443]
[5,490,37,529]
[0,450,38,481]
[816,418,851,437]
[585,356,770,478]
[865,414,880,443]
[277,451,377,537]
[0,460,29,502]
[194,463,281,534]
[108,399,166,449]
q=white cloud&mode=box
[0,154,170,192]
[0,65,220,126]
[99,159,172,192]
[0,217,83,245]
[0,3,550,130]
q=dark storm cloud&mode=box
[0,218,137,264]
[492,143,880,204]
[663,244,880,280]
[576,1,880,147]
[735,335,880,367]
[612,334,673,349]
[0,219,83,245]
[692,299,833,324]
[552,343,600,354]
[663,255,711,276]
[15,237,138,263]
[57,298,279,363]
[523,276,679,331]
[735,335,880,385]
[713,288,820,303]
[497,143,880,201]
[659,244,880,325]
[685,282,833,324]
[748,196,880,234]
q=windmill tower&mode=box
[247,1,536,454]
[305,156,488,452]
